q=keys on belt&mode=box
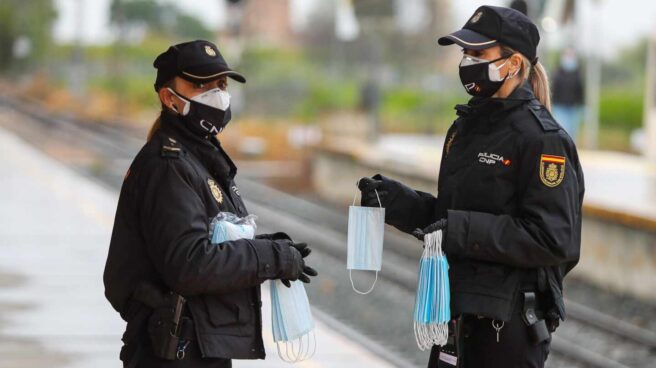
[175,317,196,360]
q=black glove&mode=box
[255,232,292,241]
[288,241,312,258]
[357,175,391,207]
[412,219,447,241]
[281,241,317,287]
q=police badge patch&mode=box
[205,45,217,57]
[470,11,483,23]
[207,178,223,204]
[539,154,566,187]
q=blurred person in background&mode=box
[551,48,585,141]
[103,40,317,368]
[358,6,584,368]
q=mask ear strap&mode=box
[167,88,190,116]
[495,59,509,70]
[353,179,382,208]
[349,269,378,295]
[503,54,522,79]
[509,66,521,79]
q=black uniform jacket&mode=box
[103,111,294,360]
[382,83,585,321]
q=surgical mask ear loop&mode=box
[349,179,382,295]
[488,58,511,82]
[351,179,382,207]
[167,88,190,115]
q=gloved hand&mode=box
[281,240,318,287]
[255,232,292,241]
[288,241,312,258]
[412,219,448,242]
[357,174,392,207]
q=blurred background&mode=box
[1,1,656,368]
[2,0,655,151]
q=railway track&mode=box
[1,95,655,368]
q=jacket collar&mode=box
[455,82,536,127]
[159,111,237,181]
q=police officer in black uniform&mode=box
[358,6,584,368]
[103,40,317,368]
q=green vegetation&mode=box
[381,89,463,133]
[597,40,648,151]
[0,0,57,71]
[294,79,359,121]
[238,46,462,132]
[110,0,213,40]
[0,0,649,151]
[599,87,644,131]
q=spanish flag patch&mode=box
[539,154,566,187]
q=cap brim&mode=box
[180,64,246,84]
[437,29,498,50]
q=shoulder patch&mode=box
[528,104,560,132]
[207,178,223,204]
[539,154,566,187]
[161,137,182,159]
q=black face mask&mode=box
[168,88,232,137]
[458,55,510,98]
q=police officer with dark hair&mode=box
[103,40,317,368]
[359,7,584,368]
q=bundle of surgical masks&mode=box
[209,212,257,243]
[413,230,450,350]
[209,212,315,363]
[346,187,385,294]
[270,279,316,362]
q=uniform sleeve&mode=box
[138,158,293,296]
[381,124,459,234]
[445,131,583,268]
[376,174,437,234]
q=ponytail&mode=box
[529,62,552,111]
[147,114,162,142]
[502,46,552,111]
[148,80,175,142]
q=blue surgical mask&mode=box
[209,212,256,243]
[413,230,451,350]
[270,280,316,362]
[347,186,385,294]
[209,213,316,362]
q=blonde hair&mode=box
[147,80,174,142]
[502,46,552,111]
[147,115,162,142]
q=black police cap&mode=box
[153,40,246,91]
[438,6,540,64]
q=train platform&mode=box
[0,127,396,368]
